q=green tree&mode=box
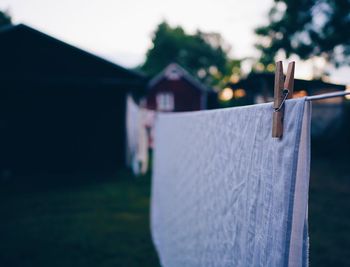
[255,0,350,68]
[0,9,12,27]
[141,21,235,87]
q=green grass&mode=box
[0,171,160,267]
[0,157,349,267]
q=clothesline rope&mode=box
[306,91,350,101]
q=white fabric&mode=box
[126,95,154,175]
[151,98,311,267]
[137,110,150,174]
[126,95,139,169]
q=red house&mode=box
[145,63,212,112]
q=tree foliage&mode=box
[0,10,12,28]
[255,0,350,67]
[141,21,235,86]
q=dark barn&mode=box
[0,24,145,175]
[145,63,216,112]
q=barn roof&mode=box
[148,63,212,92]
[0,24,145,86]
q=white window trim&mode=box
[156,92,174,111]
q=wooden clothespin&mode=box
[272,61,295,138]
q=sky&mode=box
[0,0,349,84]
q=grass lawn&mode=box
[0,171,160,267]
[0,156,349,267]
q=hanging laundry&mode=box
[126,95,140,169]
[137,110,150,174]
[151,98,311,267]
[126,95,154,175]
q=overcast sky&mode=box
[0,0,349,84]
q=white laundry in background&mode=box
[126,95,140,169]
[126,95,154,175]
[137,110,150,175]
[151,98,311,267]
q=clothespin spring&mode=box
[274,89,289,112]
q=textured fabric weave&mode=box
[151,98,311,267]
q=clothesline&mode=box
[306,91,350,101]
